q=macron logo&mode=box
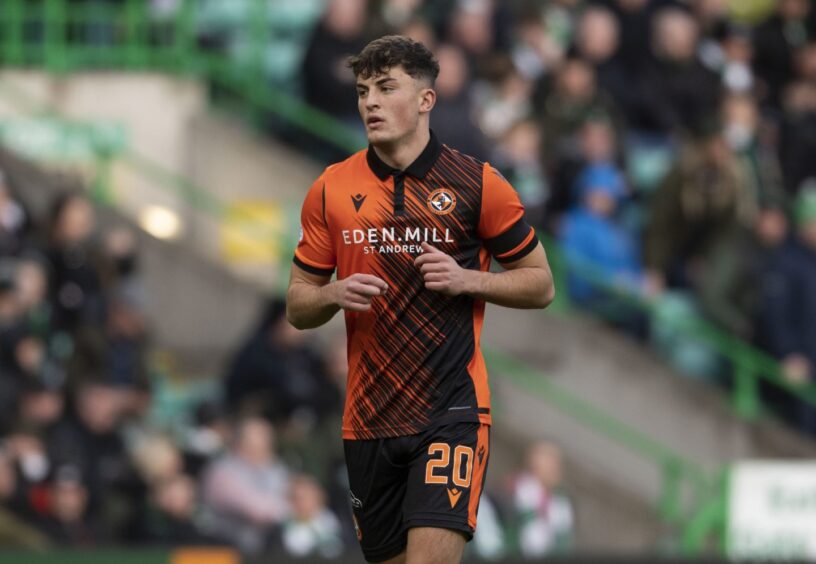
[447,487,462,508]
[351,193,367,212]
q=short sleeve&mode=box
[293,176,336,276]
[478,163,539,263]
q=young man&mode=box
[287,36,554,564]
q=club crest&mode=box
[427,188,456,215]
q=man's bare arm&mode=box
[414,242,554,309]
[286,265,389,329]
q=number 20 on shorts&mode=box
[425,443,474,487]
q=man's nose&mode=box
[365,92,380,109]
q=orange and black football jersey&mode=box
[294,132,539,440]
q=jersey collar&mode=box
[366,130,442,181]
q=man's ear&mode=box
[419,87,436,114]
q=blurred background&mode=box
[0,0,814,562]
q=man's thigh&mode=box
[344,438,410,563]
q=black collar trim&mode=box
[366,130,442,180]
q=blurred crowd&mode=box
[30,0,816,425]
[287,0,816,432]
[6,0,816,557]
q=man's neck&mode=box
[372,128,430,172]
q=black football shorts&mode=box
[343,421,490,563]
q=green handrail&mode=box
[542,234,816,419]
[0,0,367,153]
[484,347,714,527]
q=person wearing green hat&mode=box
[758,180,816,431]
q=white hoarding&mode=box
[728,461,816,560]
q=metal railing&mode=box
[483,347,717,551]
[0,0,366,151]
[541,235,816,421]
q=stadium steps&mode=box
[482,304,816,548]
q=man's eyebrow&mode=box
[375,77,397,85]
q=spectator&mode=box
[45,192,105,335]
[629,8,721,136]
[17,378,65,434]
[560,163,648,335]
[301,0,369,125]
[104,296,149,392]
[9,332,63,390]
[46,379,141,538]
[431,43,490,160]
[445,0,497,71]
[202,416,290,554]
[6,428,51,494]
[36,465,102,547]
[130,433,184,487]
[758,184,816,404]
[280,475,344,559]
[509,441,574,558]
[540,0,582,51]
[0,449,49,549]
[752,0,815,109]
[703,23,755,94]
[547,115,620,228]
[144,473,218,546]
[779,61,816,194]
[538,57,619,184]
[399,17,437,52]
[14,253,52,340]
[492,120,548,228]
[574,6,631,116]
[692,0,730,41]
[180,402,229,479]
[645,121,751,289]
[510,8,564,82]
[603,0,666,75]
[224,298,341,431]
[475,60,533,142]
[378,0,425,31]
[722,94,787,215]
[698,206,788,341]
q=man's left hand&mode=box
[414,242,472,296]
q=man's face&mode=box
[356,66,433,146]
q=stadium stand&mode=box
[0,0,815,561]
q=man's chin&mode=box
[366,130,394,145]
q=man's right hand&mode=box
[330,273,388,312]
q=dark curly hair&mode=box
[347,35,439,85]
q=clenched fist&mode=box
[331,273,388,312]
[414,242,472,296]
